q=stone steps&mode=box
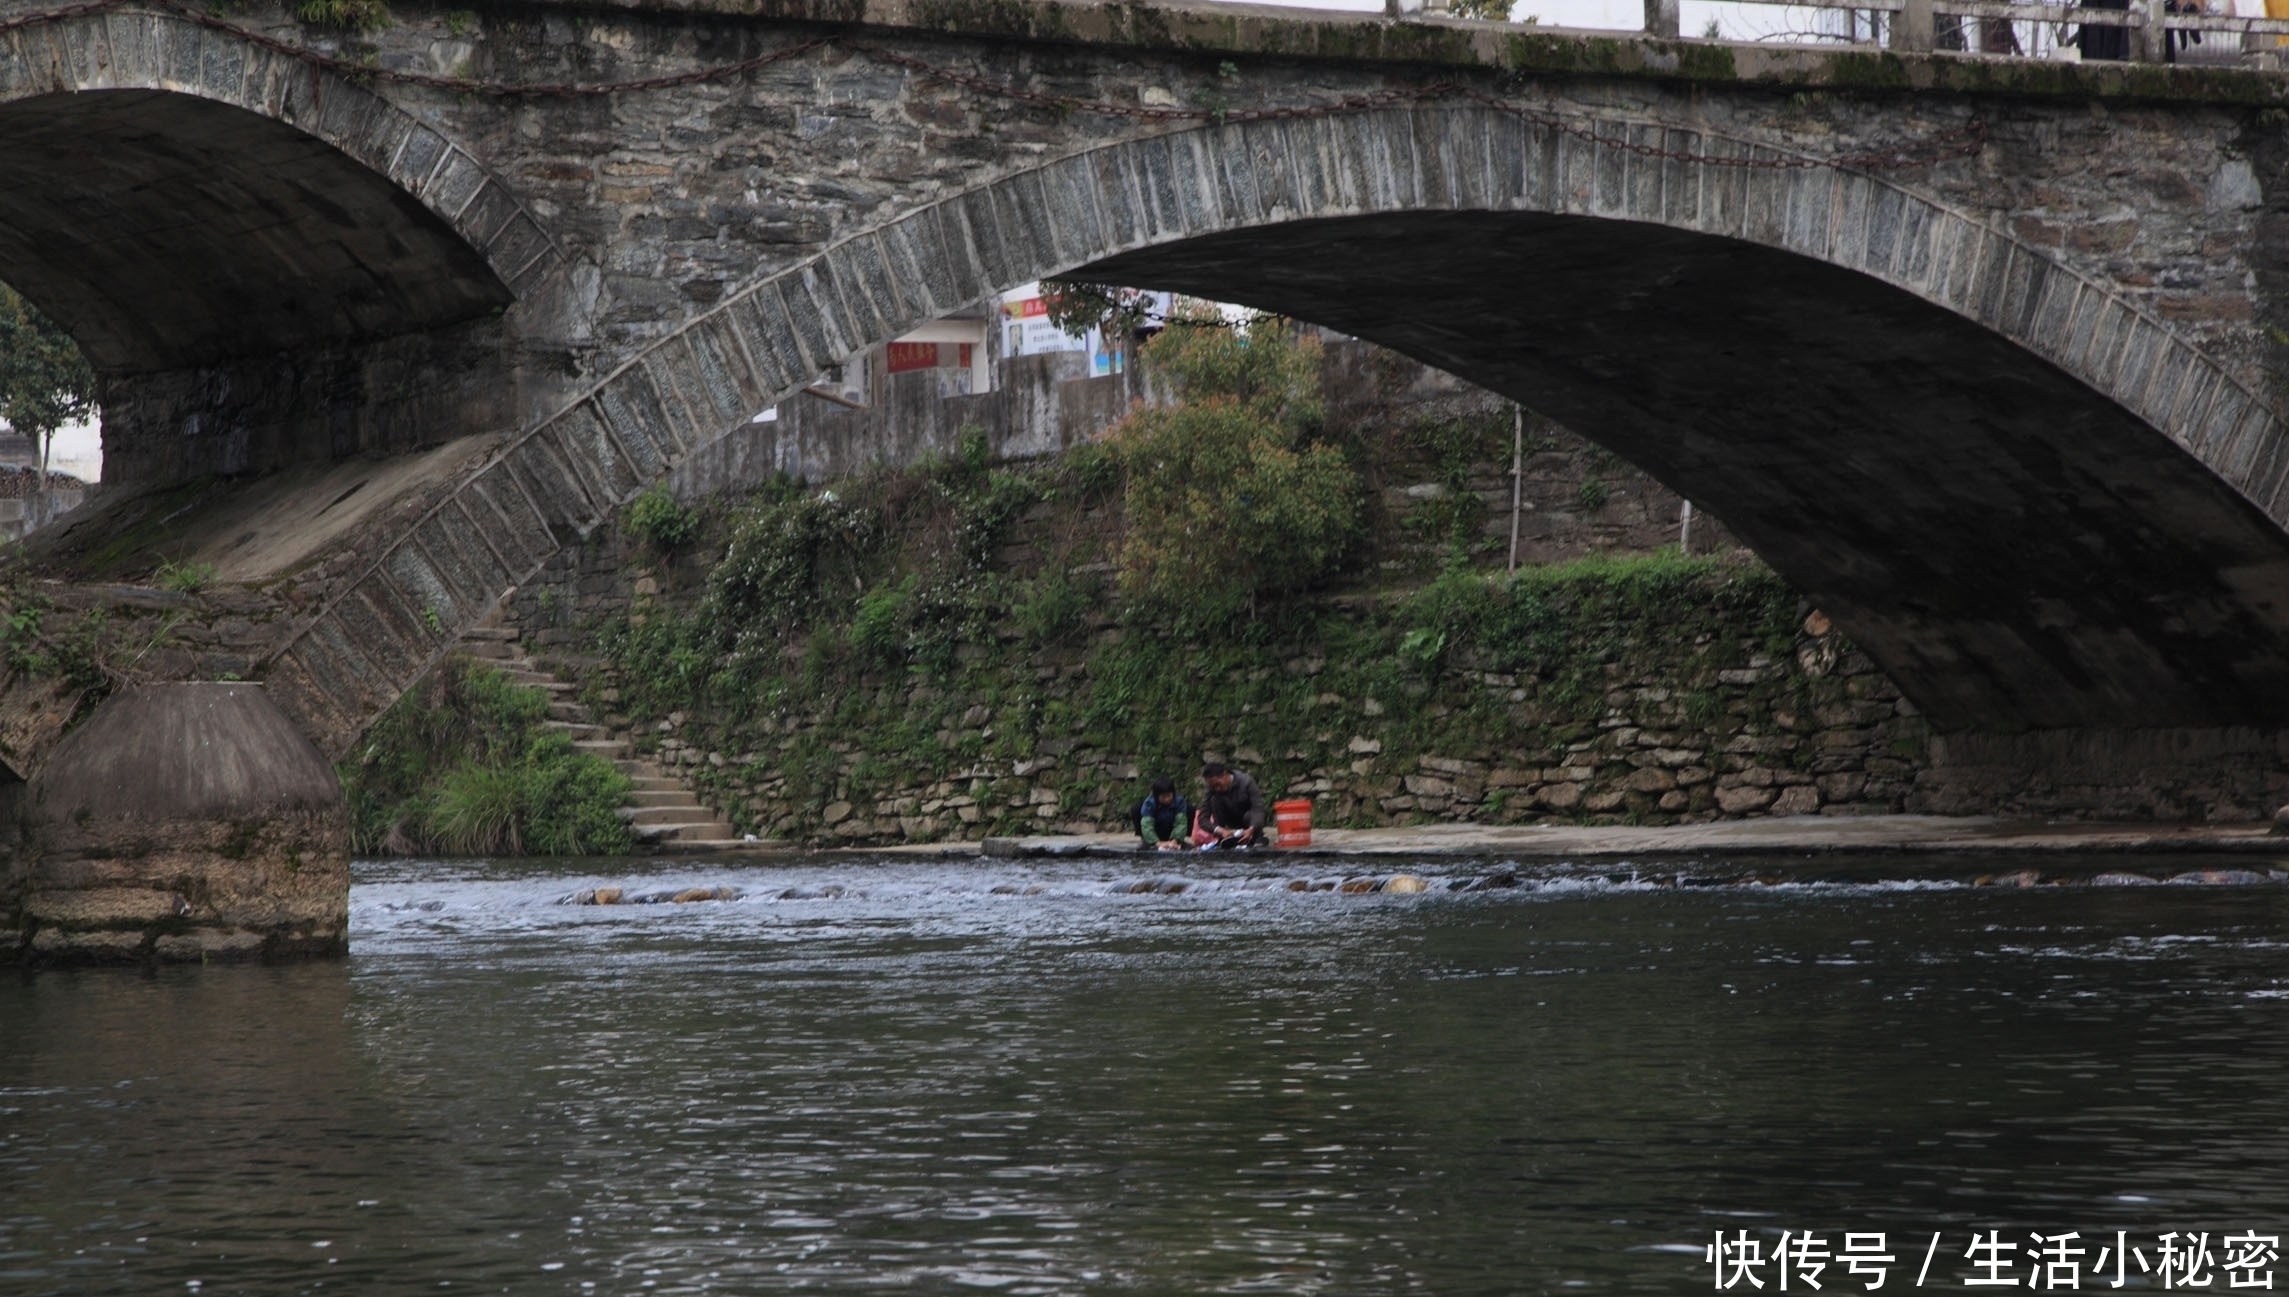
[457,612,747,852]
[637,820,743,848]
[623,804,723,827]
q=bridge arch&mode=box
[264,100,2289,747]
[0,7,566,368]
[0,8,575,489]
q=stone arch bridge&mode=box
[7,0,2289,960]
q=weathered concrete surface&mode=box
[4,0,2289,801]
[1,683,348,966]
[25,434,503,586]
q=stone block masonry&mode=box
[557,581,2289,840]
[593,613,1930,847]
[8,0,2289,755]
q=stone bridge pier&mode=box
[3,684,346,964]
[9,0,2289,960]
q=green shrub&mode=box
[1143,308,1324,429]
[896,564,997,672]
[521,735,643,855]
[707,489,880,645]
[341,658,633,857]
[1011,568,1092,645]
[1392,550,1781,683]
[1108,317,1361,621]
[956,425,993,475]
[425,760,525,855]
[626,485,700,554]
[849,575,915,664]
[1061,438,1124,503]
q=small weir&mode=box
[524,857,2289,912]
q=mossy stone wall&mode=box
[578,570,1927,846]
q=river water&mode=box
[6,853,2289,1294]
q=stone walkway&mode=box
[914,815,2287,860]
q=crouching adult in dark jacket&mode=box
[1196,762,1267,847]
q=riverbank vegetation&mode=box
[340,658,632,856]
[560,320,1864,843]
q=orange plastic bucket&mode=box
[1273,799,1312,848]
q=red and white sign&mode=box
[886,341,939,373]
[1000,286,1090,358]
[885,342,976,373]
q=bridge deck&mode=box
[515,0,2289,104]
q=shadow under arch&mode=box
[1078,210,2289,733]
[261,103,2289,749]
[0,89,512,374]
[0,4,569,365]
[0,5,575,504]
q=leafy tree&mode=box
[1104,312,1362,622]
[1040,280,1167,343]
[0,284,96,533]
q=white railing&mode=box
[1400,0,2289,66]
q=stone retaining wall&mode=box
[591,615,1929,846]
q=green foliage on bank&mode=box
[625,485,701,554]
[573,319,1811,841]
[0,577,114,723]
[341,658,633,857]
[1108,317,1363,619]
